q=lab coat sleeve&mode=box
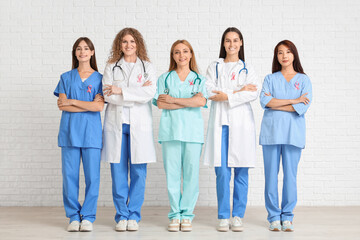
[205,63,233,98]
[102,63,129,106]
[292,75,312,116]
[227,65,260,108]
[122,63,157,104]
[54,74,67,97]
[152,74,165,106]
[260,75,273,110]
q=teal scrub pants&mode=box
[162,141,202,221]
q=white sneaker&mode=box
[80,220,93,232]
[231,216,244,232]
[180,219,192,232]
[168,219,180,232]
[269,220,281,231]
[115,220,127,232]
[127,220,139,231]
[282,220,294,232]
[67,221,80,232]
[217,219,230,232]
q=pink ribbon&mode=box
[137,74,142,83]
[294,81,300,90]
[87,85,92,93]
[189,80,194,85]
[231,72,236,80]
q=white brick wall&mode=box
[1,0,359,207]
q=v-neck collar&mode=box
[174,70,194,84]
[278,71,299,84]
[75,68,96,83]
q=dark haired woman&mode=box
[203,27,259,232]
[260,40,312,232]
[153,40,207,232]
[101,28,157,232]
[54,37,104,232]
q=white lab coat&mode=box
[203,58,260,167]
[101,57,157,164]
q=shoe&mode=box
[282,220,294,232]
[127,220,139,231]
[217,219,230,232]
[67,221,80,232]
[180,219,192,232]
[168,219,180,232]
[269,220,281,231]
[115,220,127,232]
[80,220,93,232]
[231,216,244,232]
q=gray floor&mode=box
[1,206,359,240]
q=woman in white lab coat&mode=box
[203,27,259,232]
[102,28,157,232]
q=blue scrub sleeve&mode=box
[199,75,208,108]
[54,74,66,97]
[152,74,166,106]
[260,75,273,110]
[292,76,312,116]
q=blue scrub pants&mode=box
[111,124,147,223]
[215,125,249,219]
[162,141,201,221]
[61,147,101,223]
[262,144,302,223]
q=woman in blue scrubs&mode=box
[153,40,207,232]
[260,40,312,232]
[54,37,104,232]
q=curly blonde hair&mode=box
[108,28,150,63]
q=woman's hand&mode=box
[103,84,122,96]
[292,93,310,105]
[93,93,104,102]
[158,94,176,104]
[142,80,152,87]
[57,98,73,107]
[209,90,228,101]
[233,84,257,93]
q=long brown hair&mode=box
[219,27,245,61]
[72,37,98,71]
[108,28,149,63]
[272,40,305,74]
[168,40,199,73]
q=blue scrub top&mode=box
[153,71,208,144]
[259,72,312,149]
[54,69,103,149]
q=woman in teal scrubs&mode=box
[153,40,207,232]
[54,37,104,232]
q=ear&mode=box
[91,50,95,56]
[240,40,243,47]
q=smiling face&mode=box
[172,43,192,69]
[223,31,242,57]
[277,44,294,69]
[75,40,94,63]
[121,34,137,57]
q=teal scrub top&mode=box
[259,72,312,149]
[153,71,208,144]
[54,69,103,149]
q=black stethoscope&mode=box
[163,70,201,95]
[112,58,148,80]
[215,59,248,84]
